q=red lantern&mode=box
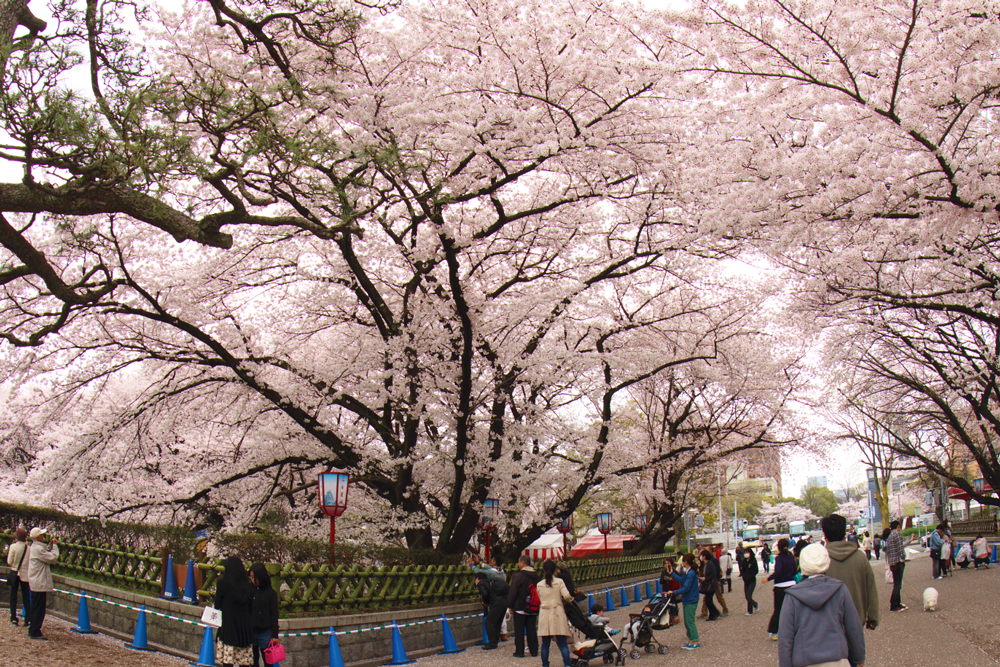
[319,472,350,564]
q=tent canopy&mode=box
[521,532,567,561]
[568,534,635,558]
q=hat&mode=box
[14,527,28,541]
[29,527,47,540]
[799,543,831,576]
[556,561,569,570]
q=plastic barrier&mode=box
[181,559,198,604]
[160,555,180,601]
[124,604,155,652]
[387,620,416,665]
[71,589,97,634]
[439,614,465,654]
[189,626,216,667]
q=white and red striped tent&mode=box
[521,532,567,561]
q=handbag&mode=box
[200,605,222,628]
[884,566,893,584]
[7,544,27,587]
[263,639,286,663]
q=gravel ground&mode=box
[3,545,997,667]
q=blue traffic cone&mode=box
[181,560,198,604]
[160,556,180,600]
[480,614,489,644]
[124,604,155,652]
[621,585,630,606]
[439,614,465,654]
[189,626,215,666]
[71,590,97,634]
[588,592,594,614]
[655,579,663,594]
[992,543,997,564]
[329,627,346,667]
[634,582,642,601]
[386,621,416,665]
[646,581,653,599]
[604,588,616,612]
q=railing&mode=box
[1,531,163,595]
[951,517,999,536]
[3,530,664,612]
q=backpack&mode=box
[524,581,541,613]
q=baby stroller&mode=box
[619,593,677,660]
[564,601,623,667]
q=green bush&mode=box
[662,545,676,555]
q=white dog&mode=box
[923,587,939,612]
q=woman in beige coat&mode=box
[537,559,574,667]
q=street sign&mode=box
[695,514,704,527]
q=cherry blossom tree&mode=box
[757,501,816,528]
[2,0,800,555]
[677,0,1000,509]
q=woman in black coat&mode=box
[698,550,721,621]
[250,563,280,667]
[216,556,255,667]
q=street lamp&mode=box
[557,515,573,560]
[318,472,350,566]
[596,512,613,560]
[478,498,500,563]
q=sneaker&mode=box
[696,613,708,619]
[769,633,778,641]
[682,643,700,650]
[891,604,908,612]
[9,619,17,627]
[721,611,729,617]
[745,612,754,616]
[482,645,498,651]
[754,602,759,610]
[28,634,47,641]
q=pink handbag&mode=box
[263,639,286,663]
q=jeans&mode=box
[762,559,770,574]
[28,590,46,637]
[9,576,30,623]
[930,549,941,578]
[890,562,905,610]
[512,612,538,656]
[540,635,570,667]
[251,630,280,666]
[743,577,757,614]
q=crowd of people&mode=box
[5,527,282,667]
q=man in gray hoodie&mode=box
[778,543,865,667]
[821,514,879,631]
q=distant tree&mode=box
[800,485,839,519]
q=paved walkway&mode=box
[2,546,997,666]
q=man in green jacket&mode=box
[821,514,879,633]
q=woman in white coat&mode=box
[536,559,574,667]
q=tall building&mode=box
[806,476,828,489]
[725,447,783,498]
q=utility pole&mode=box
[718,465,727,549]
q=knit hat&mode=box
[799,543,831,576]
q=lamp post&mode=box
[596,512,613,560]
[557,515,573,560]
[478,499,499,563]
[634,514,648,535]
[318,472,350,565]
